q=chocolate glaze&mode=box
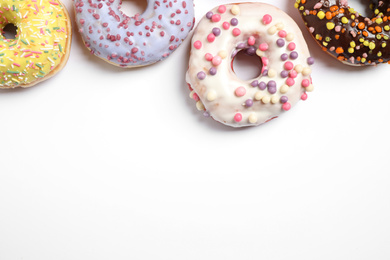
[295,0,390,66]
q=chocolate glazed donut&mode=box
[295,0,390,66]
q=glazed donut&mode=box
[74,0,195,67]
[0,0,71,89]
[186,3,315,127]
[295,0,390,66]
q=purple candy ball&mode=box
[307,57,315,65]
[281,53,288,61]
[276,39,285,47]
[280,96,288,103]
[206,12,213,19]
[209,67,217,75]
[251,80,259,87]
[258,81,267,90]
[197,71,206,80]
[290,51,298,60]
[262,69,268,76]
[280,70,289,78]
[237,43,246,49]
[246,46,256,56]
[245,99,254,107]
[267,80,277,94]
[212,27,221,36]
[231,18,238,26]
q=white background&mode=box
[1,0,390,259]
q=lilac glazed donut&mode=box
[186,3,315,127]
[74,0,195,67]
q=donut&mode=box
[74,0,195,67]
[0,0,71,89]
[295,0,390,66]
[186,3,315,127]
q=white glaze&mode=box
[186,3,314,127]
[74,0,195,67]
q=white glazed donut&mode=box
[186,3,315,127]
[74,0,195,67]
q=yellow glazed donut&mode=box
[0,0,71,89]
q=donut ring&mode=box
[186,3,315,127]
[295,0,390,66]
[0,0,71,89]
[74,0,195,67]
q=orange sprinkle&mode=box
[368,26,374,31]
[322,47,327,51]
[335,47,344,54]
[375,26,382,33]
[383,16,387,22]
[330,5,339,12]
[358,22,365,30]
[335,34,340,40]
[326,11,332,20]
[337,55,344,60]
[363,31,369,37]
[301,0,306,3]
[339,8,345,13]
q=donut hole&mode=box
[120,0,147,17]
[232,50,263,81]
[349,0,372,17]
[2,23,18,40]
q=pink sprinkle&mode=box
[259,43,268,51]
[207,33,215,43]
[301,79,310,87]
[193,40,202,49]
[212,56,222,66]
[248,36,255,46]
[131,47,138,53]
[262,57,269,66]
[289,70,298,78]
[262,14,272,25]
[13,63,20,67]
[211,14,221,23]
[232,28,241,37]
[235,86,246,97]
[234,113,242,122]
[286,78,295,86]
[301,93,308,100]
[284,61,294,70]
[218,5,226,14]
[205,53,213,61]
[222,22,230,30]
[282,102,291,111]
[49,1,58,5]
[193,93,200,101]
[278,30,287,38]
[288,42,296,51]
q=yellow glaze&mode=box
[0,0,70,88]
